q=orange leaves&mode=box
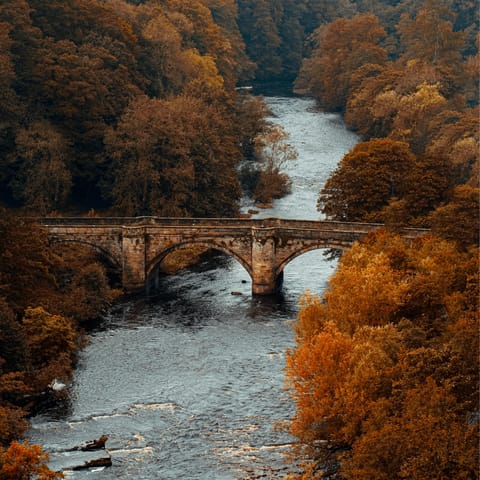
[390,81,448,152]
[295,14,387,110]
[319,138,417,222]
[182,48,225,90]
[286,321,353,444]
[22,307,78,372]
[337,325,401,442]
[12,120,73,214]
[430,185,480,250]
[161,0,239,88]
[0,407,29,448]
[343,379,479,480]
[1,0,255,214]
[345,65,402,138]
[319,135,456,224]
[301,0,475,244]
[286,233,479,479]
[324,251,408,335]
[397,0,465,67]
[0,441,63,479]
[0,213,120,446]
[103,92,242,217]
[293,293,325,344]
[287,320,403,447]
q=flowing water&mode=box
[29,96,358,479]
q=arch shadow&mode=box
[146,240,253,284]
[48,238,122,273]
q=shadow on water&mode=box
[111,252,297,331]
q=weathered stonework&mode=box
[39,217,429,295]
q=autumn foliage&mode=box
[250,125,296,204]
[0,442,63,479]
[295,14,388,111]
[281,12,477,472]
[0,209,119,452]
[0,0,267,216]
[0,0,477,477]
[286,232,479,479]
[297,0,478,241]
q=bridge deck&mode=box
[39,216,429,236]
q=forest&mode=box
[0,0,478,478]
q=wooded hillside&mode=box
[0,1,477,477]
[0,0,270,217]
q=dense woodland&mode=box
[286,232,478,479]
[286,3,479,478]
[0,0,478,478]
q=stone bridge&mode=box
[39,217,429,295]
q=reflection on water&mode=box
[29,96,358,479]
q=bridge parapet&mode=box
[39,216,429,233]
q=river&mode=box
[29,95,358,479]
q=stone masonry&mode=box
[39,217,429,295]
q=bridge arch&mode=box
[48,238,122,272]
[146,240,253,279]
[40,217,429,295]
[275,242,347,278]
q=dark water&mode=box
[29,97,358,479]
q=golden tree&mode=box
[0,442,63,479]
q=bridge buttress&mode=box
[251,229,280,295]
[121,226,147,291]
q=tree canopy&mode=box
[0,0,265,215]
[286,232,479,479]
[0,2,477,478]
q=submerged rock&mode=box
[72,457,112,470]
